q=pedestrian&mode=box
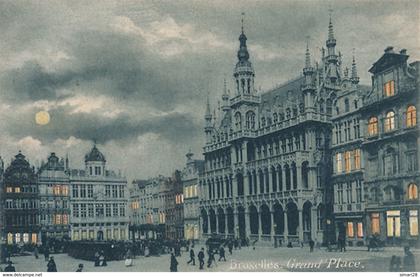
[4,261,15,272]
[207,249,216,268]
[228,241,233,255]
[94,251,100,267]
[198,248,205,270]
[187,247,195,265]
[218,246,226,262]
[309,239,314,253]
[125,249,133,267]
[34,245,39,259]
[99,251,107,267]
[403,246,415,272]
[389,255,401,272]
[170,253,178,272]
[44,246,50,261]
[47,256,57,272]
[76,264,84,272]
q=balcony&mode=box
[230,94,260,106]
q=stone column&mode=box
[296,164,302,190]
[267,168,273,193]
[244,172,250,196]
[311,208,317,241]
[245,212,251,239]
[220,177,225,199]
[258,212,263,239]
[282,166,287,191]
[232,174,237,198]
[284,210,289,244]
[298,209,304,242]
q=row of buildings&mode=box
[199,16,419,247]
[1,15,418,249]
[0,145,129,245]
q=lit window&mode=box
[371,213,380,235]
[7,233,13,244]
[386,210,401,237]
[31,233,37,244]
[347,222,354,238]
[55,214,61,225]
[15,187,21,193]
[63,214,68,225]
[368,117,378,136]
[62,186,69,196]
[345,151,352,172]
[6,187,13,193]
[408,183,418,200]
[336,153,343,173]
[409,210,418,236]
[23,233,29,243]
[384,111,395,132]
[406,105,417,127]
[357,222,364,238]
[15,233,21,243]
[354,149,361,169]
[384,80,395,97]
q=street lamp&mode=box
[273,223,278,248]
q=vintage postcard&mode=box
[0,0,418,275]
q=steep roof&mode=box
[85,145,106,163]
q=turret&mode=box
[325,12,340,83]
[221,79,230,112]
[233,14,255,96]
[350,55,360,85]
[204,96,213,144]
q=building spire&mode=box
[205,93,211,116]
[305,36,311,68]
[328,8,335,41]
[351,50,359,84]
[241,12,245,34]
[237,12,249,62]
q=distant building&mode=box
[38,153,71,243]
[166,170,184,240]
[181,151,204,241]
[69,144,128,241]
[129,176,168,240]
[1,152,40,245]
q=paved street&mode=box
[4,245,419,272]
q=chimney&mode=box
[384,46,394,53]
[400,49,407,55]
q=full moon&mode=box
[35,111,50,125]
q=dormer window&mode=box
[384,80,395,97]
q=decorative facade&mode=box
[38,153,71,242]
[1,152,40,245]
[361,47,419,246]
[69,145,129,241]
[181,151,204,241]
[199,16,419,247]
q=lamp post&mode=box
[273,223,278,248]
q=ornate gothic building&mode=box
[199,16,419,247]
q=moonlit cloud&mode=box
[0,0,418,180]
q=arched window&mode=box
[385,111,395,132]
[245,111,255,130]
[408,183,418,200]
[406,105,417,128]
[235,112,242,130]
[368,116,378,136]
[344,98,350,113]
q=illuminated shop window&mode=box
[371,213,380,235]
[386,210,400,237]
[347,222,354,238]
[357,222,364,238]
[23,233,29,243]
[31,233,37,244]
[7,233,13,244]
[15,233,21,243]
